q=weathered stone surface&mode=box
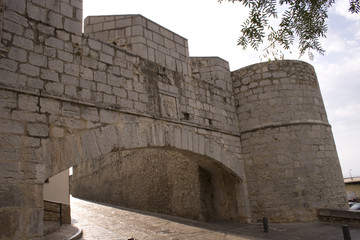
[232,61,348,222]
[0,1,347,239]
[72,148,240,221]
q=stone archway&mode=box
[71,147,242,222]
[36,111,251,223]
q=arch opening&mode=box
[70,147,242,222]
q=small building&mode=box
[344,177,360,202]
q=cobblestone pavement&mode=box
[71,196,360,240]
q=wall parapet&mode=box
[84,14,190,75]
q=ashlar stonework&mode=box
[0,0,348,239]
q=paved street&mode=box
[70,196,360,240]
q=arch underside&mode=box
[71,147,243,222]
[36,113,250,222]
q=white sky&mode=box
[83,0,360,178]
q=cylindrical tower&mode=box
[232,60,347,222]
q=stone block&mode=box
[0,119,24,134]
[120,68,134,79]
[104,94,116,104]
[155,50,165,66]
[80,79,96,90]
[80,67,93,80]
[41,69,59,82]
[0,91,17,109]
[29,52,47,67]
[61,74,78,86]
[80,130,101,160]
[97,83,112,94]
[92,22,103,32]
[18,94,39,111]
[49,59,64,73]
[20,64,39,77]
[3,19,24,35]
[99,109,118,124]
[82,56,99,70]
[64,17,82,35]
[79,88,91,100]
[64,85,77,97]
[70,0,82,9]
[76,9,82,21]
[49,11,63,29]
[58,50,73,62]
[45,82,64,94]
[0,58,18,72]
[64,63,80,77]
[40,98,61,115]
[134,102,146,112]
[45,37,64,50]
[88,38,101,50]
[174,127,181,149]
[4,0,26,14]
[94,71,106,83]
[27,123,49,137]
[102,44,115,56]
[62,102,80,118]
[44,47,57,58]
[60,2,73,18]
[100,52,113,65]
[147,20,160,33]
[26,77,43,89]
[103,21,115,31]
[8,46,27,62]
[81,107,99,122]
[27,2,47,22]
[113,87,127,98]
[118,122,140,149]
[198,134,205,155]
[95,125,119,155]
[115,18,132,28]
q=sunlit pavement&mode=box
[71,196,360,240]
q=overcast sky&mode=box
[83,0,360,178]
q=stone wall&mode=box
[72,148,240,221]
[84,15,190,75]
[0,0,347,238]
[232,61,348,222]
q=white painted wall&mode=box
[43,169,70,205]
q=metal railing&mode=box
[44,200,62,226]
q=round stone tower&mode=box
[232,60,347,222]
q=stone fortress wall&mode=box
[232,61,347,221]
[0,0,347,238]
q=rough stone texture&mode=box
[72,148,240,221]
[232,61,348,222]
[84,15,190,75]
[0,0,347,238]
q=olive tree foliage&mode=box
[219,0,360,60]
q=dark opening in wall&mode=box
[208,119,213,126]
[182,112,190,120]
[199,167,215,220]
